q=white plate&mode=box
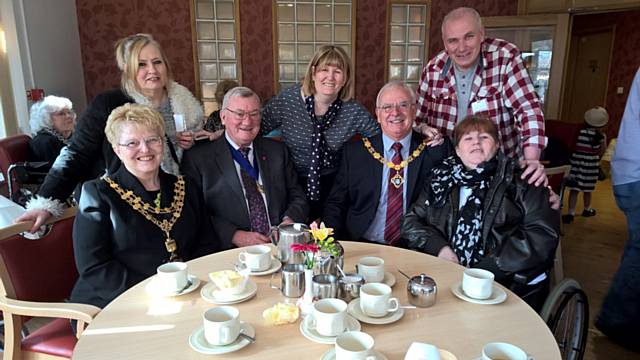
[472,357,534,360]
[347,298,405,325]
[320,348,388,360]
[450,281,507,305]
[188,321,255,355]
[200,280,258,305]
[246,258,282,276]
[300,315,361,344]
[145,274,200,297]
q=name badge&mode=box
[471,99,489,114]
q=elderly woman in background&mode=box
[18,33,217,232]
[402,116,559,311]
[203,79,239,133]
[28,95,76,166]
[69,104,216,309]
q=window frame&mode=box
[271,0,358,93]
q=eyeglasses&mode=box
[117,136,163,150]
[377,101,413,114]
[225,108,260,120]
[52,109,76,117]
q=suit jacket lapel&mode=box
[407,132,424,202]
[213,139,247,208]
[370,135,384,201]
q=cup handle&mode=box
[306,316,316,331]
[269,273,281,290]
[238,252,247,264]
[388,297,400,312]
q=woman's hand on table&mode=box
[231,230,271,247]
[437,246,459,264]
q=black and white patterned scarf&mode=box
[304,95,343,201]
[427,155,498,266]
[40,127,72,146]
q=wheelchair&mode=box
[6,161,49,206]
[540,278,589,360]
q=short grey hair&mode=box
[441,7,483,35]
[28,95,75,135]
[376,81,416,107]
[221,86,261,110]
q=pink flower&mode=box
[290,243,320,253]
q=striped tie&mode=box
[384,142,403,246]
[239,147,270,235]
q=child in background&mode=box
[563,106,608,224]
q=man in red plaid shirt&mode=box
[416,7,548,185]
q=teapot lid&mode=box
[279,223,309,235]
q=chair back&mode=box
[0,209,78,302]
[0,134,31,198]
[545,165,572,203]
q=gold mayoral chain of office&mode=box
[103,175,186,262]
[362,138,428,189]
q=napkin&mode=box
[0,195,25,228]
[262,302,299,325]
[405,342,441,360]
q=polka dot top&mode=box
[261,84,380,177]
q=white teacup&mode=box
[482,342,527,360]
[156,262,188,293]
[462,268,495,300]
[359,283,399,318]
[308,298,348,337]
[238,244,272,271]
[356,257,385,283]
[405,342,458,360]
[335,331,376,360]
[203,306,241,346]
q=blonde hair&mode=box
[105,103,165,146]
[114,33,173,97]
[302,45,354,101]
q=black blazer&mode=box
[182,136,308,249]
[322,132,451,242]
[69,166,217,308]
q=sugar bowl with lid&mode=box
[406,273,437,307]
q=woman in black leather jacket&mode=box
[402,116,559,311]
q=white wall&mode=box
[0,0,86,136]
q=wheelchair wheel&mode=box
[540,278,589,360]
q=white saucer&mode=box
[347,298,405,325]
[200,280,258,304]
[321,348,388,360]
[247,258,282,276]
[472,356,533,360]
[360,272,396,287]
[450,281,507,305]
[145,274,200,297]
[300,314,361,344]
[188,321,255,355]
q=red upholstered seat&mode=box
[21,319,77,358]
[0,134,31,198]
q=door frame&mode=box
[482,14,571,120]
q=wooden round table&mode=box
[72,242,560,359]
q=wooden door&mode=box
[562,28,614,123]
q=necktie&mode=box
[239,147,270,235]
[384,142,403,246]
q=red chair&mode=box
[0,208,100,360]
[0,134,31,198]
